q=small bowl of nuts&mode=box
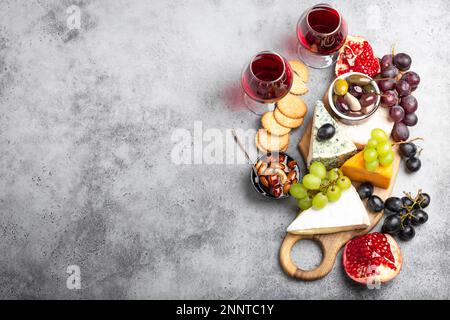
[251,152,300,199]
[328,72,381,125]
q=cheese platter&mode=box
[239,3,430,286]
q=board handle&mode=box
[279,233,341,281]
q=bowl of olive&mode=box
[328,72,381,125]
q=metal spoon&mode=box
[231,129,259,178]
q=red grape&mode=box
[392,122,410,142]
[401,71,420,91]
[393,53,412,71]
[400,95,418,113]
[377,78,396,92]
[380,54,394,71]
[381,66,399,78]
[381,90,399,108]
[395,80,411,97]
[389,105,405,122]
[403,112,418,126]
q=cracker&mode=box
[289,60,309,82]
[261,111,291,136]
[274,107,304,129]
[256,129,289,152]
[255,133,268,154]
[276,94,307,119]
[290,73,309,95]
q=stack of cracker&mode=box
[255,60,309,153]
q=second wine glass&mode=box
[297,3,348,69]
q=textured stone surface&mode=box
[0,0,449,299]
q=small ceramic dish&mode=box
[328,72,381,125]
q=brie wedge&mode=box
[287,185,370,235]
[339,107,394,149]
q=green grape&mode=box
[312,193,328,210]
[309,162,327,179]
[365,159,379,172]
[379,151,394,166]
[337,176,352,190]
[367,138,378,149]
[376,141,391,156]
[289,183,308,199]
[327,168,340,181]
[302,174,322,190]
[298,197,312,211]
[326,185,342,202]
[363,148,378,162]
[371,128,389,142]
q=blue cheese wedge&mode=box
[307,101,357,170]
[287,185,370,235]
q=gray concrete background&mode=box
[0,0,449,299]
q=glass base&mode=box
[298,45,338,69]
[244,94,276,115]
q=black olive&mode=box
[317,123,335,141]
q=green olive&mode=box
[334,79,349,96]
[363,84,376,93]
[346,75,371,86]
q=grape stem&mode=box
[391,137,424,146]
[399,189,423,227]
[306,174,340,198]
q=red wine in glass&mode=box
[297,4,347,68]
[241,51,293,114]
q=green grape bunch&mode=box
[290,162,352,211]
[363,128,395,172]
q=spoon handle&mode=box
[231,129,258,176]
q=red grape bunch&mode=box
[375,52,421,142]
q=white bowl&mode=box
[328,72,381,125]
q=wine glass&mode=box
[241,51,293,115]
[297,3,347,69]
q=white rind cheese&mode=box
[339,107,394,148]
[287,185,370,235]
[307,101,357,170]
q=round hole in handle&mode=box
[291,239,323,270]
[279,234,341,281]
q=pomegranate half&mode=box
[343,233,402,285]
[335,35,381,77]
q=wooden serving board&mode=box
[279,112,401,281]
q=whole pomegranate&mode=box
[336,35,381,77]
[343,233,402,285]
